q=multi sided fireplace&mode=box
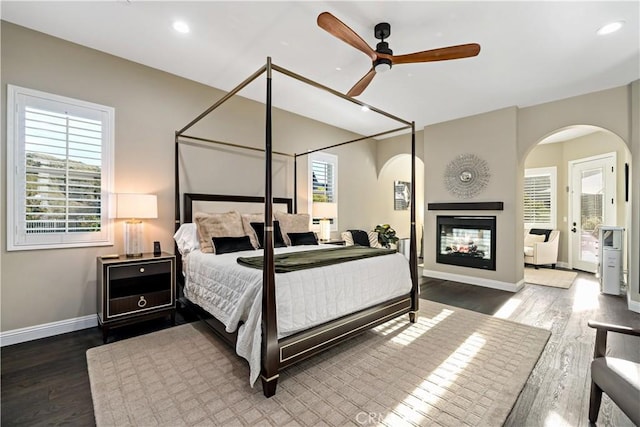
[436,215,496,270]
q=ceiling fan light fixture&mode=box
[317,12,480,97]
[374,58,392,73]
[597,21,624,35]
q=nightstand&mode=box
[97,253,175,343]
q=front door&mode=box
[569,153,616,273]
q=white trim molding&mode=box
[628,295,640,314]
[0,314,97,347]
[423,269,524,293]
[6,84,115,251]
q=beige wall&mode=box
[1,22,399,332]
[517,86,631,160]
[525,131,630,266]
[423,107,521,288]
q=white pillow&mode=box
[367,231,383,248]
[341,231,354,245]
[524,233,546,246]
[173,223,200,255]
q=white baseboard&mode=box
[0,314,97,347]
[628,296,640,314]
[556,261,570,269]
[423,269,524,293]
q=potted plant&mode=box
[374,224,399,249]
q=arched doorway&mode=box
[523,125,631,276]
[378,154,425,257]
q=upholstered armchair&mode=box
[524,229,560,269]
[587,320,640,425]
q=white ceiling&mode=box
[2,1,639,137]
[538,125,601,144]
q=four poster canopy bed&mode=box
[174,58,419,397]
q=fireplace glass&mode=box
[436,216,496,270]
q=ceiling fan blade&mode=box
[317,12,377,61]
[388,43,481,65]
[347,68,376,97]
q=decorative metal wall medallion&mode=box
[444,154,490,199]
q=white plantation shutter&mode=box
[7,85,114,250]
[308,152,338,228]
[312,159,335,203]
[524,175,551,223]
[524,167,557,229]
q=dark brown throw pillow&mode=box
[250,221,287,248]
[287,231,319,246]
[212,236,255,254]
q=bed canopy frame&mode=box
[174,57,419,397]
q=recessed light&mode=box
[597,21,624,35]
[173,21,190,34]
[335,67,342,71]
[361,105,370,112]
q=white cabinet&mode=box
[598,226,624,295]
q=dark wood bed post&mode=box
[261,57,279,397]
[174,132,183,284]
[409,122,419,322]
[293,155,298,214]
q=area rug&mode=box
[87,300,550,427]
[524,267,578,289]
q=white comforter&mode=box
[183,244,412,385]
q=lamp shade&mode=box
[313,202,337,219]
[115,194,158,219]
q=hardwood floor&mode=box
[0,312,197,426]
[422,271,640,427]
[2,272,638,426]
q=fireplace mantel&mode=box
[428,202,504,211]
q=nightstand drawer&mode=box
[108,260,171,281]
[109,290,172,317]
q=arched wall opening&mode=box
[377,154,425,253]
[522,124,631,280]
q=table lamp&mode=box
[313,202,337,241]
[115,194,158,257]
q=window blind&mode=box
[523,174,552,224]
[312,160,335,203]
[25,107,103,234]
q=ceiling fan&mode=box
[317,12,481,97]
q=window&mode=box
[7,85,114,250]
[308,152,338,229]
[524,167,557,229]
